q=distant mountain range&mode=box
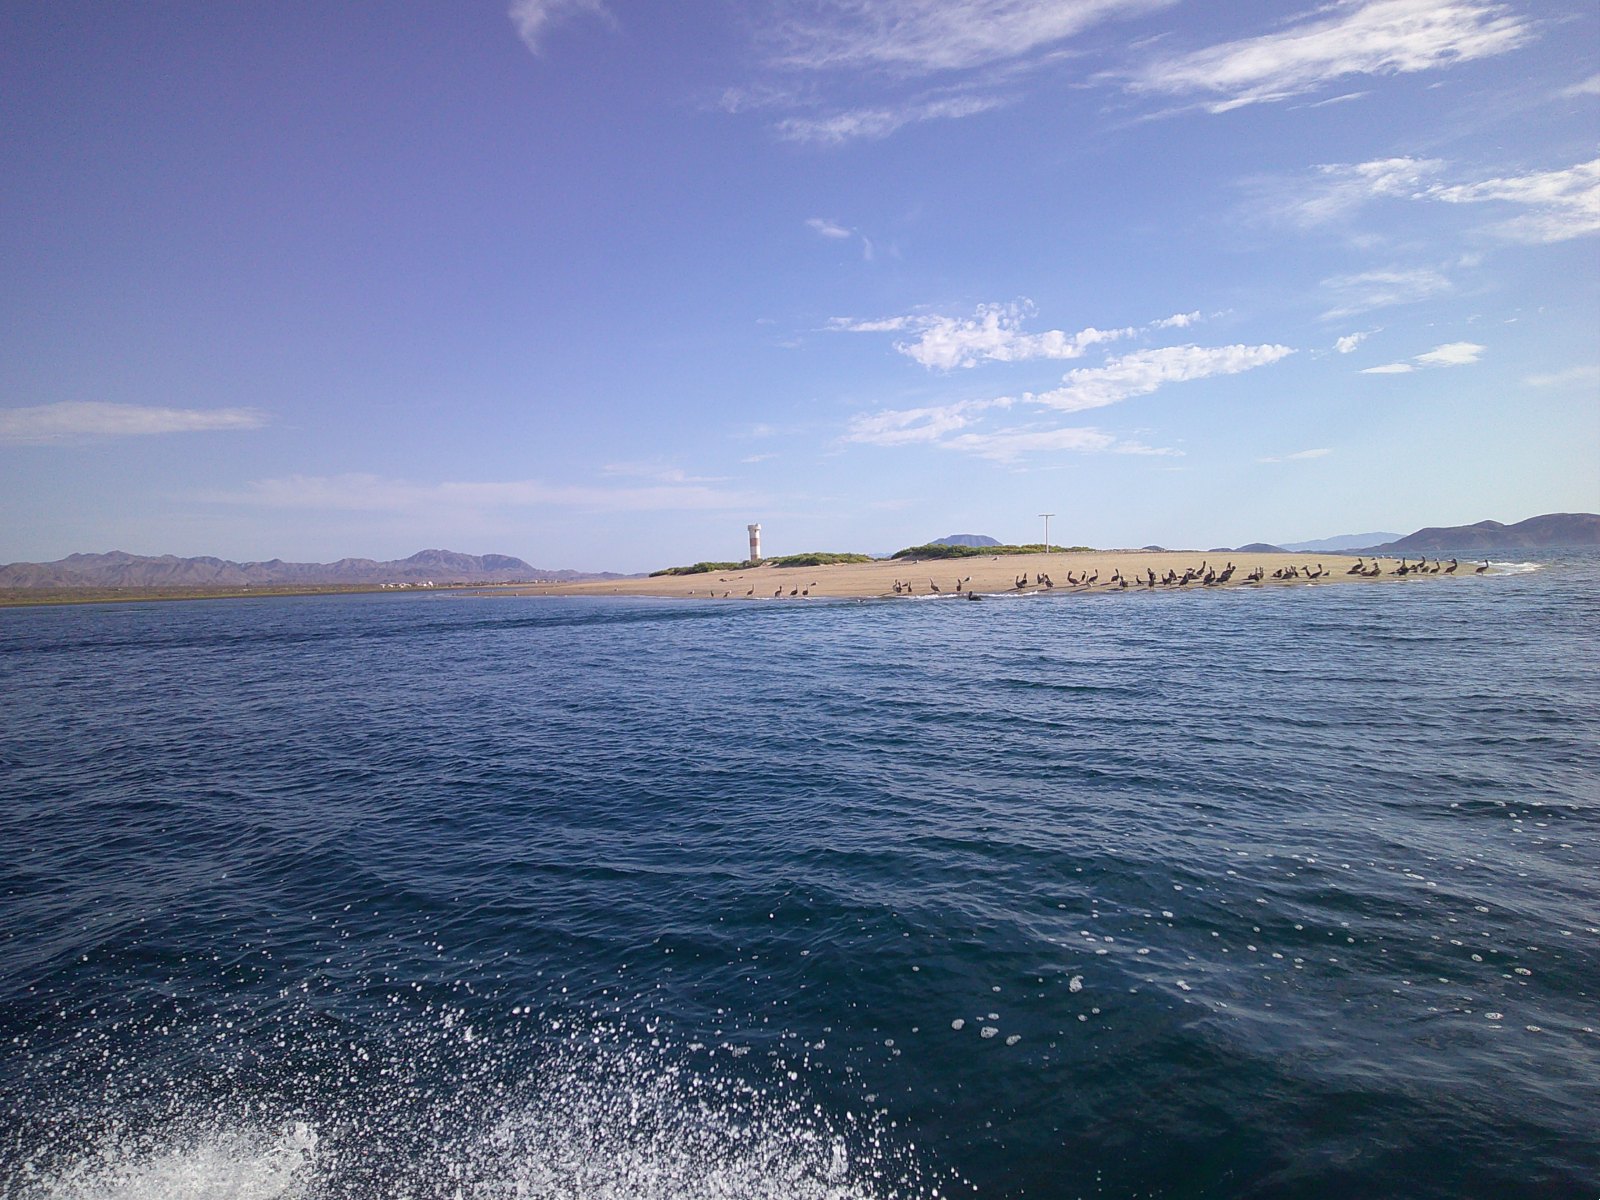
[1279,532,1402,552]
[1203,513,1596,557]
[1352,513,1599,555]
[0,549,620,589]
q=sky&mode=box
[2,0,1597,572]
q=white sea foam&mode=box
[25,1123,318,1200]
[13,1025,939,1200]
[1486,561,1542,575]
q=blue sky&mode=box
[2,1,1596,571]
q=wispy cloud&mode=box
[899,303,1133,369]
[844,397,1009,446]
[1414,340,1484,366]
[1362,339,1484,373]
[943,425,1178,462]
[1274,156,1445,226]
[1561,73,1600,98]
[805,215,877,259]
[0,401,266,444]
[740,0,1170,144]
[768,0,1172,75]
[1334,331,1372,353]
[1259,447,1333,462]
[507,0,610,53]
[1028,343,1295,412]
[1123,0,1534,113]
[806,217,851,239]
[1151,311,1202,329]
[1268,154,1599,244]
[1524,364,1600,388]
[828,301,1216,369]
[777,94,1010,144]
[209,473,748,514]
[844,341,1290,461]
[1424,157,1600,243]
[1321,267,1451,318]
[600,461,728,485]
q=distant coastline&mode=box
[3,513,1591,607]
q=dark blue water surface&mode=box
[2,557,1597,1199]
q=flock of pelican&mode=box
[678,556,1492,600]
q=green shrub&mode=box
[648,560,750,577]
[767,552,875,568]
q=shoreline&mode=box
[488,550,1491,602]
[0,552,1511,609]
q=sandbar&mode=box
[491,551,1473,601]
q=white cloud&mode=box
[210,473,747,514]
[776,94,1008,144]
[828,315,914,333]
[769,0,1172,75]
[1334,331,1371,353]
[806,217,852,239]
[829,301,1217,369]
[844,397,1007,446]
[1125,0,1533,113]
[894,303,1135,369]
[1271,155,1599,244]
[1259,447,1333,462]
[1414,340,1484,366]
[1280,156,1445,225]
[1029,343,1295,412]
[1151,311,1201,329]
[843,340,1289,462]
[1561,73,1600,98]
[1425,158,1600,243]
[0,401,265,444]
[1321,267,1451,318]
[601,461,728,485]
[942,425,1177,462]
[1524,364,1600,388]
[508,0,609,53]
[1360,340,1483,373]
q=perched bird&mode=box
[1476,560,1490,573]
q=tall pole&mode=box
[1039,513,1054,552]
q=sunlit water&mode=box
[2,556,1596,1199]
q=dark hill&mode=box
[1358,513,1599,555]
[932,533,1000,547]
[0,549,618,589]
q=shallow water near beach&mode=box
[2,554,1597,1199]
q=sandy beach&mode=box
[492,551,1473,601]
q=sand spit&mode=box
[491,552,1485,602]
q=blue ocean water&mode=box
[1,557,1597,1199]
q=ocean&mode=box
[2,555,1596,1199]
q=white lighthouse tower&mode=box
[747,523,762,564]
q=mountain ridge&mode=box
[0,549,621,589]
[1351,513,1599,555]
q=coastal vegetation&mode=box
[891,542,1093,560]
[650,561,750,576]
[766,552,874,568]
[650,551,875,576]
